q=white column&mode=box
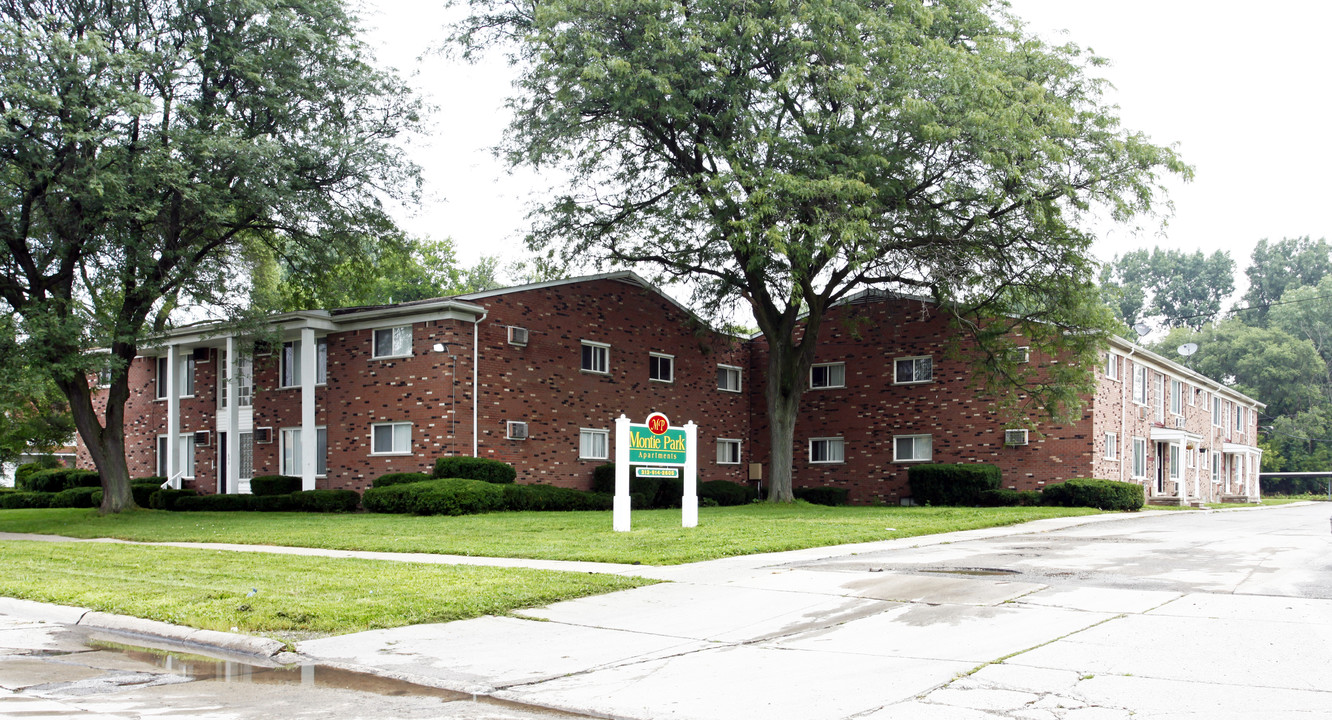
[225,337,241,494]
[300,328,317,491]
[682,421,698,528]
[166,345,180,488]
[1176,441,1188,505]
[613,414,630,532]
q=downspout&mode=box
[473,308,488,457]
[1121,345,1137,485]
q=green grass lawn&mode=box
[0,539,653,643]
[0,503,1102,565]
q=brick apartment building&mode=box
[78,272,1264,505]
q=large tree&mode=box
[454,0,1187,500]
[0,0,420,511]
[1099,248,1234,332]
[1242,236,1331,325]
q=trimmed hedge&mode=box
[363,478,504,516]
[175,494,255,512]
[14,458,62,486]
[907,463,1002,506]
[250,475,301,496]
[131,482,164,508]
[372,472,433,488]
[0,492,53,509]
[699,480,756,506]
[19,468,100,493]
[1041,478,1144,511]
[592,463,616,493]
[432,457,516,484]
[501,484,614,512]
[794,486,850,506]
[977,488,1042,507]
[291,489,361,513]
[252,494,296,512]
[149,488,198,510]
[52,486,101,508]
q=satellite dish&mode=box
[1178,343,1199,357]
[1133,322,1151,336]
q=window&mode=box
[809,437,845,463]
[1235,406,1245,434]
[281,427,329,476]
[1132,364,1147,405]
[373,326,412,359]
[717,365,742,393]
[1132,437,1147,478]
[894,356,933,385]
[1213,396,1222,427]
[1154,373,1165,423]
[580,428,608,460]
[1212,450,1221,479]
[1170,379,1182,415]
[507,421,528,440]
[371,422,412,455]
[1169,445,1181,479]
[1187,446,1196,469]
[717,438,741,464]
[649,353,674,383]
[1106,352,1120,380]
[281,338,328,387]
[810,362,846,389]
[96,367,113,387]
[1200,448,1208,477]
[155,434,196,479]
[157,435,168,477]
[156,355,195,399]
[1105,432,1118,461]
[893,434,931,462]
[219,353,254,409]
[581,341,609,374]
[239,431,254,481]
[1187,382,1195,406]
[1014,346,1031,363]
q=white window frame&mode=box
[717,364,742,393]
[1014,346,1031,363]
[581,341,610,375]
[1132,364,1147,405]
[370,422,412,456]
[1169,444,1181,480]
[156,435,168,477]
[1187,446,1196,469]
[156,355,195,399]
[1187,382,1195,406]
[1170,379,1182,416]
[579,428,609,460]
[372,326,412,359]
[893,434,932,463]
[1131,437,1147,479]
[716,438,741,465]
[1213,396,1223,427]
[1235,406,1245,436]
[507,421,529,440]
[1104,432,1118,461]
[809,437,845,464]
[648,352,674,383]
[280,338,328,388]
[1154,373,1166,423]
[1105,352,1120,381]
[810,362,846,389]
[893,356,933,385]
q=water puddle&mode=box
[919,567,1021,576]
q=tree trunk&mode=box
[766,383,801,502]
[58,374,136,514]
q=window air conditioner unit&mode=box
[1174,417,1186,429]
[1004,429,1029,446]
[507,421,529,440]
[508,326,529,346]
[255,427,273,444]
[194,430,211,447]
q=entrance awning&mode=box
[1223,443,1262,455]
[1150,428,1204,444]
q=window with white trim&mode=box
[581,341,609,374]
[809,437,845,463]
[717,364,742,392]
[507,421,528,440]
[1212,450,1221,479]
[1131,437,1147,479]
[1213,396,1222,426]
[894,356,933,384]
[1235,406,1245,435]
[579,428,608,460]
[1106,352,1120,380]
[716,438,741,464]
[1170,379,1182,415]
[1132,364,1147,405]
[1169,445,1181,479]
[156,355,195,399]
[280,427,327,476]
[281,338,328,388]
[649,353,674,383]
[810,362,845,389]
[156,435,168,477]
[1187,382,1195,406]
[1200,448,1208,477]
[218,353,254,409]
[372,326,412,359]
[893,434,932,462]
[371,422,412,455]
[1104,432,1118,461]
[239,431,254,480]
[1187,446,1196,469]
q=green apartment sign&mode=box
[628,424,688,465]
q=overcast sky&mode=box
[358,1,1332,288]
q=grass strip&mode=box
[0,540,653,643]
[0,504,1101,565]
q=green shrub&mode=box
[590,465,682,507]
[1041,478,1144,511]
[131,482,164,507]
[174,494,255,511]
[249,475,301,496]
[149,488,198,510]
[907,463,1002,506]
[794,486,850,506]
[976,488,1042,507]
[363,478,504,516]
[433,457,517,484]
[653,478,684,508]
[0,492,54,509]
[14,458,62,486]
[372,472,433,488]
[591,463,616,493]
[500,484,613,511]
[291,489,360,513]
[252,494,296,512]
[19,468,100,493]
[51,486,101,508]
[698,480,756,506]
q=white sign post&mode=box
[612,413,699,532]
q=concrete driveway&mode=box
[301,504,1332,720]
